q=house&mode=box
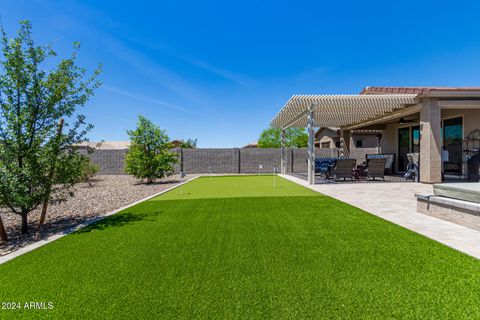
[315,127,380,149]
[271,86,480,184]
[242,141,258,148]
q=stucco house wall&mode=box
[350,134,378,148]
[379,107,480,173]
[442,108,480,138]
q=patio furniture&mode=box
[314,158,336,178]
[366,153,395,175]
[467,152,480,182]
[366,158,386,180]
[333,158,356,180]
[354,161,368,179]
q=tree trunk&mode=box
[0,215,7,242]
[21,213,28,234]
[37,118,64,232]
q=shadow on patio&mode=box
[290,172,409,184]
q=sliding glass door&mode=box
[398,126,420,172]
[398,128,410,172]
[442,117,463,175]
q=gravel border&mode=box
[0,174,197,256]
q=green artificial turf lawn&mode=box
[0,176,480,319]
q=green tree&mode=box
[179,138,197,148]
[126,116,177,183]
[0,21,101,236]
[257,127,308,148]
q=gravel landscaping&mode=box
[0,174,196,254]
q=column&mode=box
[376,133,382,154]
[420,98,442,183]
[340,129,351,158]
[281,129,286,174]
[307,109,315,185]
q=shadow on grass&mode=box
[76,211,161,234]
[132,179,182,186]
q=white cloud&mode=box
[102,85,196,114]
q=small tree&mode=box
[257,127,308,148]
[78,157,99,186]
[0,21,101,235]
[125,115,177,183]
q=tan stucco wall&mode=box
[380,121,420,172]
[319,135,336,147]
[441,108,480,138]
[351,134,378,148]
[317,129,377,150]
[379,106,480,176]
[316,128,338,148]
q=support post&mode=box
[376,133,382,154]
[340,129,351,158]
[281,129,286,174]
[420,98,442,183]
[307,108,315,185]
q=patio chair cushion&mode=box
[314,158,336,174]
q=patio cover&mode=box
[271,94,419,184]
[271,94,419,129]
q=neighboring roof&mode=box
[315,127,381,137]
[170,140,183,147]
[242,141,258,148]
[271,94,418,129]
[360,86,480,95]
[75,141,130,150]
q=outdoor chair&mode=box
[333,158,356,180]
[314,158,336,178]
[366,158,386,180]
[367,153,395,175]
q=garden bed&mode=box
[0,174,195,254]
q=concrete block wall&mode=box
[239,148,282,173]
[83,147,351,175]
[349,148,379,164]
[182,148,239,173]
[80,148,127,175]
[291,148,339,173]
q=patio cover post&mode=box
[281,129,286,174]
[340,129,351,158]
[419,98,442,183]
[307,108,315,185]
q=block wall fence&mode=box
[82,147,378,175]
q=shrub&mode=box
[125,116,177,183]
[78,157,99,186]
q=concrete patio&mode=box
[283,174,480,259]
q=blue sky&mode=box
[2,0,480,147]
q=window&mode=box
[411,126,420,153]
[355,139,363,148]
[321,142,331,148]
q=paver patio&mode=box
[282,174,480,259]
